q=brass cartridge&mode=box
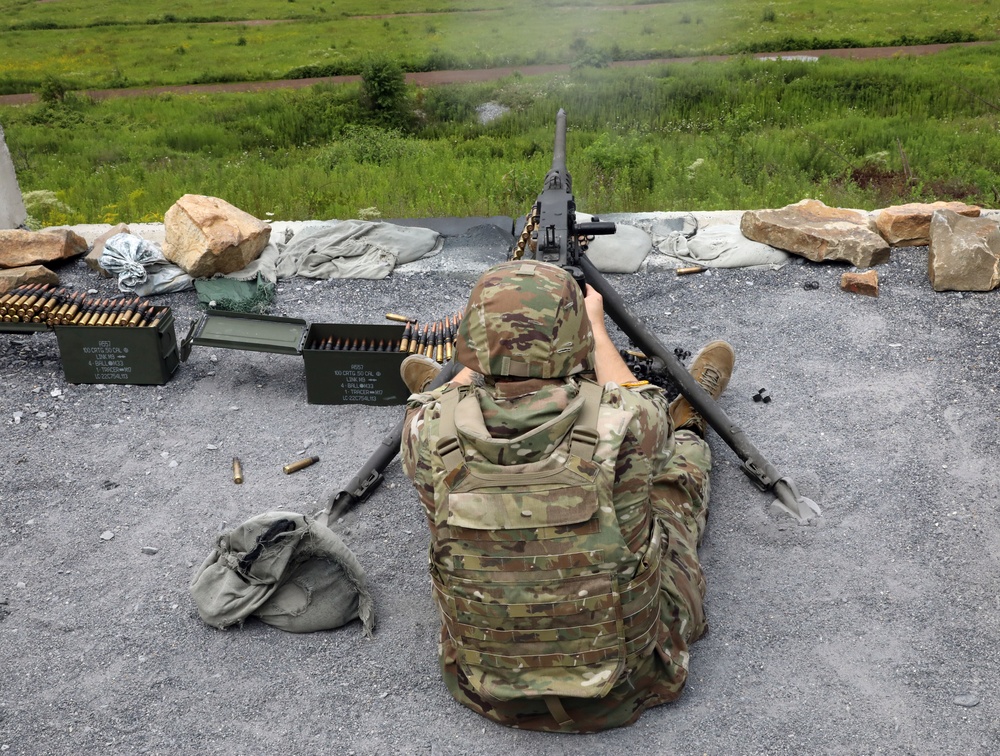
[116,298,138,326]
[283,455,319,474]
[128,303,151,327]
[96,301,118,326]
[232,457,244,484]
[399,321,411,352]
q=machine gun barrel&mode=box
[578,256,820,523]
[528,108,819,523]
[547,109,568,189]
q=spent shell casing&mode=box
[232,457,244,485]
[385,312,417,323]
[283,455,319,475]
[676,266,706,276]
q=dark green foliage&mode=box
[37,74,68,104]
[318,125,419,167]
[419,88,477,124]
[359,55,410,127]
[583,132,658,204]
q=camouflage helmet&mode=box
[455,260,593,379]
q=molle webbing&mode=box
[428,380,662,703]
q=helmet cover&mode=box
[455,260,593,379]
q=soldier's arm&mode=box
[584,284,637,385]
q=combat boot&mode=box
[401,354,442,394]
[669,340,735,436]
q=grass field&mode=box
[0,0,995,93]
[3,41,999,226]
[2,1,999,224]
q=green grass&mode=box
[0,0,996,93]
[4,44,1000,225]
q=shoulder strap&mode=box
[435,388,465,473]
[569,381,603,461]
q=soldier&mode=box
[400,260,734,732]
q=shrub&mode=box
[318,125,419,167]
[583,132,657,203]
[360,55,410,127]
[37,75,68,104]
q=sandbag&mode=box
[190,511,374,636]
[99,233,194,294]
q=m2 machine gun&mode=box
[329,109,819,525]
[511,109,820,524]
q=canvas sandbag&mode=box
[190,510,374,636]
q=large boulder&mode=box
[0,123,27,230]
[875,201,980,247]
[740,199,890,268]
[0,228,87,269]
[163,194,270,278]
[0,264,59,295]
[927,209,1000,292]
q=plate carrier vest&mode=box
[429,381,664,726]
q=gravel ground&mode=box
[1,219,998,755]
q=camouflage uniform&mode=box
[401,261,713,732]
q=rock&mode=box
[740,199,890,268]
[875,201,980,246]
[840,270,879,297]
[99,530,115,541]
[162,194,270,277]
[0,264,59,294]
[141,546,159,556]
[0,124,27,230]
[85,223,129,277]
[927,209,1000,292]
[0,229,87,269]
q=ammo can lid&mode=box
[181,310,308,360]
[0,322,50,334]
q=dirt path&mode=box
[0,41,992,106]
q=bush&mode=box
[359,55,409,127]
[583,132,658,203]
[318,125,420,167]
[37,75,69,104]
